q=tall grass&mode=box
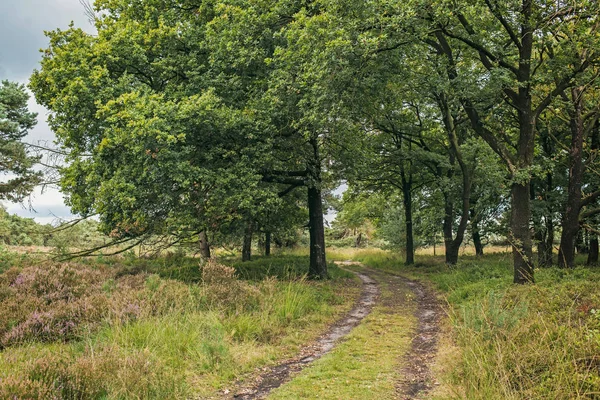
[334,249,600,399]
[0,255,357,398]
[415,258,600,399]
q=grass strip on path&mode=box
[267,264,416,400]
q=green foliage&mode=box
[0,80,41,202]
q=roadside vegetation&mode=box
[2,0,600,398]
[334,248,600,399]
[0,251,358,399]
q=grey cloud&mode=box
[0,0,92,82]
[0,0,92,222]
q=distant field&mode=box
[415,244,512,256]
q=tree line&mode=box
[11,0,600,283]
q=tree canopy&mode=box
[0,80,42,201]
[29,0,600,283]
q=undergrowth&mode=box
[0,253,357,399]
[341,248,600,399]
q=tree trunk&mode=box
[265,231,271,256]
[199,230,211,259]
[532,180,550,268]
[354,232,362,248]
[511,182,534,283]
[308,185,328,279]
[540,173,555,268]
[588,233,598,265]
[242,222,253,262]
[443,193,458,264]
[558,87,585,269]
[439,97,472,265]
[543,215,554,267]
[402,180,414,266]
[536,229,548,268]
[432,11,539,283]
[471,210,484,256]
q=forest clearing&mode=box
[2,0,600,398]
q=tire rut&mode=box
[228,263,379,399]
[389,272,442,399]
[225,264,442,400]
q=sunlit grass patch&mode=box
[268,271,415,399]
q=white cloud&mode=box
[0,0,95,224]
[2,186,73,224]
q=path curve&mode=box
[230,263,379,399]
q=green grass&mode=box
[107,253,353,283]
[268,265,414,399]
[425,261,600,399]
[0,252,359,399]
[335,248,600,399]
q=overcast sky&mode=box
[1,0,92,224]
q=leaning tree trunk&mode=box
[199,230,211,259]
[439,96,472,265]
[558,87,584,269]
[242,222,253,262]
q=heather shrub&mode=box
[201,260,261,311]
[0,263,149,347]
[0,254,355,398]
[26,354,108,399]
[0,345,185,399]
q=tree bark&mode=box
[401,175,414,265]
[439,95,472,265]
[536,229,548,268]
[470,207,484,256]
[199,230,211,259]
[307,134,328,279]
[443,192,458,264]
[242,222,253,262]
[558,87,585,269]
[308,185,328,279]
[511,182,534,283]
[265,231,271,256]
[588,233,599,265]
[540,173,555,268]
[542,213,554,267]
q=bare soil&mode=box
[356,267,443,399]
[393,275,443,399]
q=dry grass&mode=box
[415,245,512,256]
